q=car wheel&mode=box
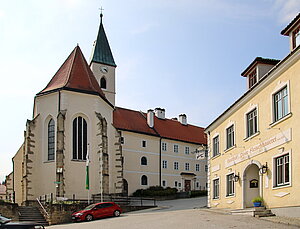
[113,210,121,217]
[85,214,93,221]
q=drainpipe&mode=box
[159,138,162,186]
[12,159,15,203]
[58,91,61,112]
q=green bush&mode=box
[252,196,263,203]
[132,186,178,197]
[190,190,207,197]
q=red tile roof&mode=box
[113,107,206,145]
[37,45,111,106]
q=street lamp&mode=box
[233,173,240,182]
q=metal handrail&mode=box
[36,198,49,218]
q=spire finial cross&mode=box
[99,7,104,17]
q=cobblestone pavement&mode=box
[46,197,299,229]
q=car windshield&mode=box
[0,215,11,224]
[84,204,96,210]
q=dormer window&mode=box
[293,27,300,49]
[248,70,257,89]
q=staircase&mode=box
[18,206,48,226]
[231,207,275,217]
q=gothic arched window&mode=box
[100,77,107,89]
[141,156,147,165]
[48,119,55,161]
[73,116,87,160]
[141,175,148,185]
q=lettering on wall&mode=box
[225,129,291,168]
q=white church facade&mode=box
[8,14,207,205]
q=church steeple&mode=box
[90,13,117,106]
[90,13,116,67]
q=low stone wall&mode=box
[46,203,155,225]
[0,202,19,220]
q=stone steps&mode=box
[231,207,275,217]
[18,206,48,226]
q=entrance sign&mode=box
[250,179,258,188]
[225,129,291,168]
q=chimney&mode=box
[155,108,165,119]
[179,114,187,125]
[147,109,154,128]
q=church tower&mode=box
[90,13,117,106]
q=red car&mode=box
[72,202,122,222]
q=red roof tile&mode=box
[113,107,157,136]
[37,46,110,105]
[113,107,206,145]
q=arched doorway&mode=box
[122,179,128,197]
[243,163,261,208]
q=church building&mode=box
[7,14,207,205]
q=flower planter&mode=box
[253,202,261,207]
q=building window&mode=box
[141,175,148,185]
[185,163,190,171]
[212,136,219,157]
[275,154,290,187]
[174,162,179,170]
[226,125,235,149]
[162,180,166,187]
[142,140,146,147]
[175,181,178,187]
[162,142,167,151]
[246,109,258,138]
[273,86,289,122]
[185,146,189,154]
[162,160,167,169]
[226,173,234,196]
[72,116,87,160]
[248,71,257,88]
[293,28,300,49]
[178,182,181,188]
[195,164,200,171]
[205,165,208,172]
[174,144,179,153]
[213,178,220,199]
[100,77,106,89]
[48,119,55,161]
[196,182,199,188]
[141,156,147,165]
[120,137,124,144]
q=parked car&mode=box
[72,202,122,222]
[0,215,44,229]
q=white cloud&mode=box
[0,9,5,18]
[274,0,300,24]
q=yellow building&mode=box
[205,13,300,217]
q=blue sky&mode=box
[0,0,299,182]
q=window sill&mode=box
[224,145,236,153]
[211,154,221,160]
[272,183,291,190]
[225,194,235,198]
[270,113,292,128]
[71,159,87,162]
[44,160,55,163]
[244,131,260,142]
[212,197,220,200]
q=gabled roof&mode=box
[281,13,300,36]
[37,45,112,106]
[241,57,280,77]
[90,14,116,67]
[113,107,206,145]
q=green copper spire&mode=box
[91,13,116,67]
